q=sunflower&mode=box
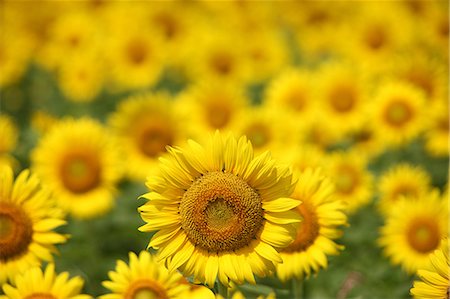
[0,114,19,170]
[371,81,427,147]
[378,191,448,274]
[315,61,369,137]
[105,15,165,91]
[278,144,327,174]
[276,168,347,281]
[32,117,123,219]
[264,69,316,128]
[138,132,301,287]
[109,93,183,181]
[324,150,373,213]
[176,81,250,142]
[424,100,449,157]
[0,263,91,299]
[0,166,67,283]
[233,105,297,155]
[377,163,432,216]
[410,238,450,299]
[58,51,105,103]
[100,251,191,299]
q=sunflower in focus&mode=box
[0,114,19,170]
[0,263,91,299]
[138,132,301,287]
[371,81,427,147]
[32,118,123,219]
[109,93,183,181]
[377,163,432,216]
[410,238,450,299]
[378,191,448,274]
[324,150,373,213]
[0,166,67,283]
[277,168,347,281]
[100,251,191,299]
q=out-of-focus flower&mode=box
[32,118,123,219]
[109,93,184,181]
[379,191,448,274]
[377,163,432,216]
[324,150,373,213]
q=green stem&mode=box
[217,281,229,299]
[292,276,303,299]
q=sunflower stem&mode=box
[292,276,303,299]
[217,281,229,299]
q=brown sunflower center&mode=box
[365,25,387,50]
[245,123,270,149]
[335,166,359,194]
[329,85,356,113]
[205,101,232,129]
[210,52,233,75]
[125,279,168,299]
[286,89,306,112]
[405,70,434,98]
[0,203,33,262]
[154,13,178,39]
[137,121,174,158]
[127,39,149,65]
[392,184,418,200]
[438,116,449,132]
[407,218,441,254]
[24,293,57,299]
[180,171,264,252]
[384,99,413,127]
[60,151,101,194]
[283,202,319,253]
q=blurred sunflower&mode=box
[410,238,450,299]
[234,105,297,155]
[349,120,386,159]
[32,118,123,219]
[424,100,449,157]
[315,61,369,137]
[109,93,183,181]
[58,51,105,102]
[378,191,448,274]
[278,144,327,174]
[371,81,427,147]
[265,69,316,128]
[277,168,347,281]
[100,251,191,299]
[138,132,300,287]
[0,263,91,299]
[106,19,165,91]
[325,150,373,213]
[377,163,432,216]
[0,166,67,283]
[176,81,250,141]
[0,114,19,170]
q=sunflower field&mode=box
[0,1,449,299]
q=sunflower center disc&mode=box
[60,152,101,194]
[125,279,167,299]
[137,122,174,158]
[0,203,33,262]
[180,171,264,252]
[246,124,270,149]
[330,85,355,113]
[385,100,412,127]
[283,202,320,253]
[407,218,441,253]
